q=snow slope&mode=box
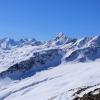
[0,61,100,100]
[0,34,100,100]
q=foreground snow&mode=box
[0,61,100,100]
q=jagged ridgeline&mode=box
[0,33,100,100]
[0,33,100,79]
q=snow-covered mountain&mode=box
[0,33,100,100]
[0,38,42,50]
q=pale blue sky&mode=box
[0,0,100,40]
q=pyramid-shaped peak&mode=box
[56,32,66,39]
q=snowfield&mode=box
[0,61,100,100]
[0,33,100,100]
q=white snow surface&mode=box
[0,44,54,73]
[0,61,100,100]
[0,34,100,100]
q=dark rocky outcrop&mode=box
[73,89,100,100]
[65,47,100,62]
[0,49,62,80]
[73,84,100,100]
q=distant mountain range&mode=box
[0,33,100,76]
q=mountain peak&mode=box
[19,38,36,43]
[55,32,66,40]
[46,33,73,46]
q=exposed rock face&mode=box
[65,47,100,62]
[0,34,100,80]
[0,49,62,79]
[1,34,100,100]
[73,87,100,100]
